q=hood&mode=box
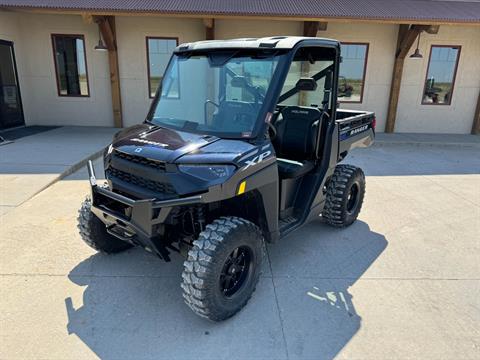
[112,124,256,164]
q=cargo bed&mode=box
[336,109,375,158]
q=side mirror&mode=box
[231,76,248,88]
[295,78,317,91]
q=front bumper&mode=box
[87,160,206,260]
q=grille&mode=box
[107,167,176,196]
[114,150,166,171]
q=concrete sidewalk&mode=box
[375,132,480,147]
[0,126,118,216]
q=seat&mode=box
[277,158,315,179]
[273,106,321,179]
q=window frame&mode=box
[421,44,461,106]
[51,33,90,98]
[146,36,179,99]
[338,42,369,104]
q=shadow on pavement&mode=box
[65,220,387,359]
[0,125,60,141]
[267,220,388,359]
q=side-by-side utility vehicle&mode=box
[78,36,375,321]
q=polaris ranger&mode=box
[78,36,375,321]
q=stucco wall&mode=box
[0,11,113,127]
[397,25,480,134]
[115,16,205,127]
[215,19,303,39]
[313,22,398,132]
[1,11,479,133]
[0,11,19,37]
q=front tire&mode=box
[322,164,365,227]
[181,217,265,322]
[77,197,133,254]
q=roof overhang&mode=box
[1,0,479,26]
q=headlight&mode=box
[103,144,114,159]
[178,164,235,182]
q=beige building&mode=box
[0,1,479,134]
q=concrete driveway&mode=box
[0,142,479,359]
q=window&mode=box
[225,60,277,102]
[146,37,178,98]
[422,45,461,105]
[338,43,369,103]
[280,59,334,107]
[149,51,283,138]
[51,34,89,97]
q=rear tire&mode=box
[181,216,265,322]
[322,164,365,227]
[77,197,133,254]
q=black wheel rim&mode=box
[346,182,360,214]
[219,246,252,298]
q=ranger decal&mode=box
[350,125,369,136]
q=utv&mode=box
[78,36,375,321]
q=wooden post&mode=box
[95,16,123,128]
[303,21,320,37]
[472,90,480,135]
[318,22,328,31]
[385,24,430,133]
[203,18,215,40]
[299,22,327,105]
[425,25,440,34]
[81,13,93,24]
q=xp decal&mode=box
[243,150,272,170]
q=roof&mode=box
[1,0,480,24]
[174,36,339,52]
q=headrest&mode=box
[280,106,321,121]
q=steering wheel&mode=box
[267,121,277,140]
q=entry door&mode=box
[0,40,24,130]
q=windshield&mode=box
[148,51,283,138]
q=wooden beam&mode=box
[385,25,410,133]
[81,13,93,24]
[94,16,122,128]
[203,18,214,29]
[472,89,480,135]
[299,21,327,105]
[425,25,440,34]
[318,22,328,31]
[95,16,116,50]
[396,25,428,58]
[203,18,215,40]
[385,57,406,133]
[385,25,430,133]
[303,21,320,37]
